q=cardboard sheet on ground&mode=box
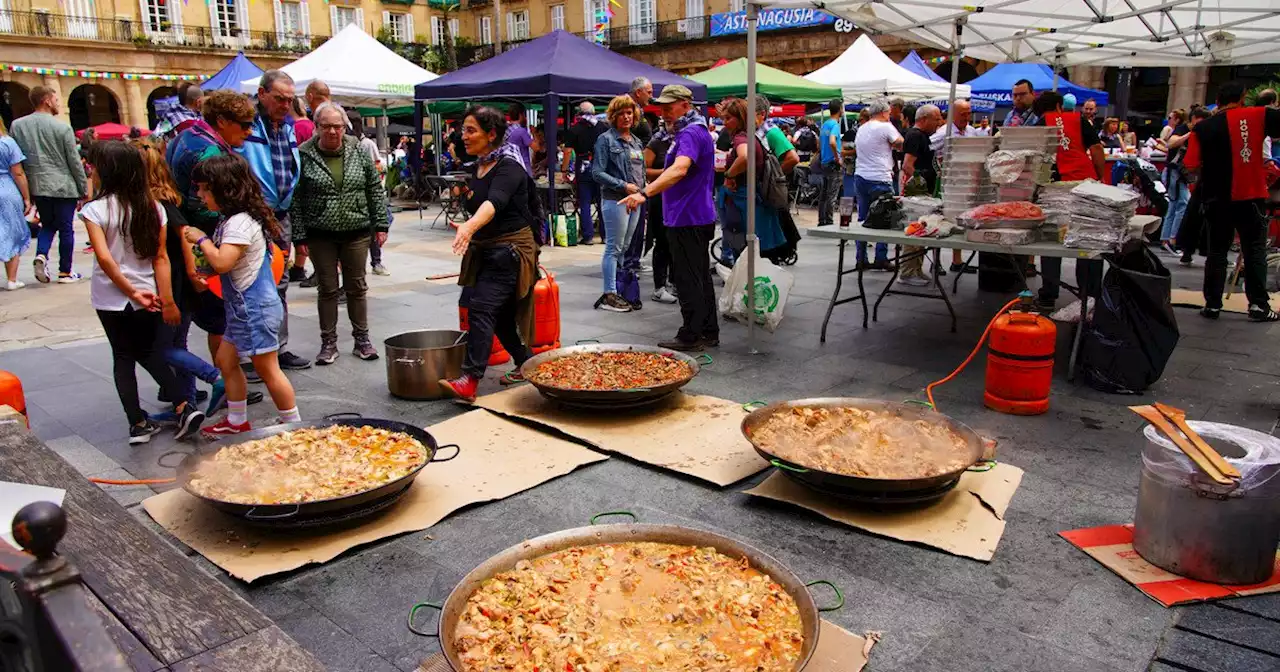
[142,411,607,582]
[416,619,877,672]
[1171,288,1279,314]
[475,386,769,487]
[1061,524,1280,607]
[744,463,1024,562]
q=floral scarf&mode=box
[653,107,708,144]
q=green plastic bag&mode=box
[552,214,579,247]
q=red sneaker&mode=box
[201,419,251,438]
[438,375,478,402]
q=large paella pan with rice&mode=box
[519,343,710,408]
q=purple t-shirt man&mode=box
[663,123,715,227]
[506,123,533,175]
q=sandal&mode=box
[498,370,525,386]
[1248,306,1280,322]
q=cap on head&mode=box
[1062,93,1077,111]
[653,85,694,104]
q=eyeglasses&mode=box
[319,123,345,131]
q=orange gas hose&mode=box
[924,298,1022,411]
[89,478,175,485]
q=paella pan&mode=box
[519,343,711,409]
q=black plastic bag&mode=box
[1080,243,1180,394]
[863,193,904,230]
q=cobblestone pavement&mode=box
[2,202,1277,672]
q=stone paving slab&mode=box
[2,203,1278,671]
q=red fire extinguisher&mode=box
[984,291,1057,415]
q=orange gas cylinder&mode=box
[0,370,28,427]
[985,297,1056,415]
[458,306,511,366]
[531,266,561,355]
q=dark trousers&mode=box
[369,234,383,266]
[310,234,372,343]
[817,161,841,227]
[1038,258,1104,302]
[1203,199,1271,311]
[646,198,671,290]
[576,169,599,241]
[98,307,184,426]
[462,245,531,378]
[35,196,78,274]
[667,224,718,344]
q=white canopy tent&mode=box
[806,34,972,103]
[734,0,1280,352]
[241,24,439,149]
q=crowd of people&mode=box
[0,72,394,442]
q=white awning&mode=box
[806,34,973,102]
[764,0,1280,67]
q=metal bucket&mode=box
[1133,423,1280,585]
[384,330,466,400]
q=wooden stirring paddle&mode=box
[1130,405,1236,485]
[1153,402,1242,479]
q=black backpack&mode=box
[794,127,818,152]
[757,139,790,210]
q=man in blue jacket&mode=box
[238,70,311,371]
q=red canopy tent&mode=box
[711,58,730,68]
[75,122,150,141]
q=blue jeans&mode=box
[576,169,599,241]
[34,196,78,275]
[162,312,220,405]
[1161,169,1190,242]
[600,198,641,294]
[853,175,890,263]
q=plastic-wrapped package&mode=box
[1142,421,1280,496]
[958,201,1045,229]
[1063,222,1125,250]
[902,196,943,222]
[1070,181,1141,209]
[964,227,1038,245]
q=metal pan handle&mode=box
[244,504,301,521]
[157,450,191,469]
[432,444,461,463]
[325,412,364,421]
[770,459,810,474]
[575,339,600,344]
[695,354,714,366]
[967,459,997,473]
[902,399,935,410]
[407,601,442,638]
[805,580,844,613]
[589,511,637,525]
[742,400,767,412]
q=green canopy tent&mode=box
[689,58,841,103]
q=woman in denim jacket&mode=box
[592,95,646,313]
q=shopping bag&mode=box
[718,241,794,332]
[551,214,579,247]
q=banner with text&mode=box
[709,8,835,37]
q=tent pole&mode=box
[545,94,559,233]
[946,18,963,141]
[745,1,759,355]
[379,100,390,153]
[433,112,443,176]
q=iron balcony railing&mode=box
[0,9,314,53]
[575,16,712,48]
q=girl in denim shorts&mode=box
[183,154,300,436]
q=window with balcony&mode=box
[212,0,244,38]
[65,0,98,38]
[729,0,743,11]
[386,11,413,42]
[479,15,491,44]
[0,0,11,33]
[550,5,564,31]
[430,15,457,45]
[628,0,653,44]
[274,0,308,46]
[329,5,362,32]
[583,0,607,38]
[506,9,528,40]
[140,0,177,34]
[683,0,703,36]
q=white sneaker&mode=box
[32,255,49,283]
[652,287,678,304]
[56,271,83,284]
[371,264,390,276]
[4,280,24,291]
[899,274,931,288]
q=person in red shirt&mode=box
[1184,81,1280,321]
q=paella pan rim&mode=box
[434,523,822,672]
[740,397,985,493]
[518,342,703,400]
[176,416,440,516]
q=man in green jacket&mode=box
[12,86,88,284]
[290,102,389,365]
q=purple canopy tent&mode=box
[898,50,948,83]
[413,30,707,208]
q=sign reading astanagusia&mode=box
[709,8,836,37]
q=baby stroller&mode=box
[1114,156,1169,219]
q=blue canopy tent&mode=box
[204,52,264,92]
[898,51,947,83]
[415,30,707,218]
[965,63,1107,106]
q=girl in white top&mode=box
[82,142,204,444]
